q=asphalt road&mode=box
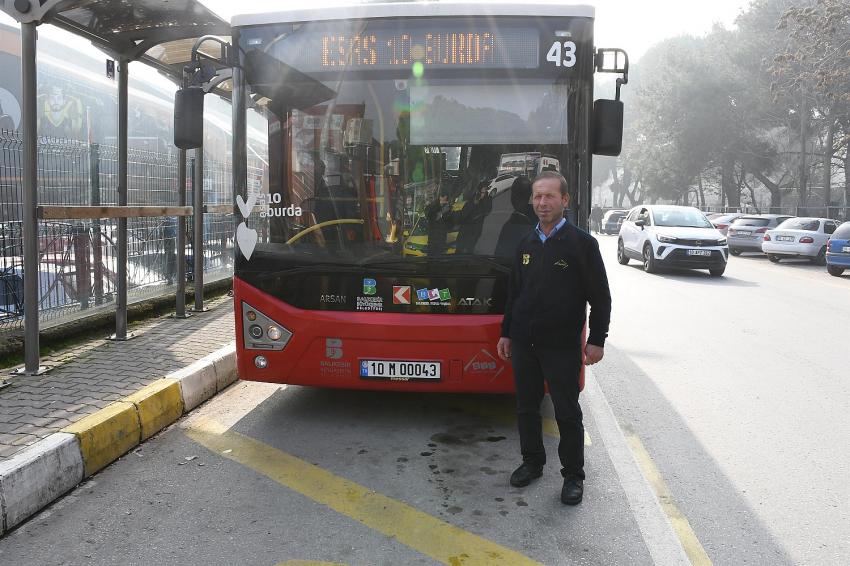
[591,233,849,566]
[1,235,846,565]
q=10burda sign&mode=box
[258,193,302,217]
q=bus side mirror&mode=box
[174,87,205,149]
[592,99,623,156]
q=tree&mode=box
[773,0,850,209]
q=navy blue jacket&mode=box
[501,222,611,348]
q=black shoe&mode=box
[509,462,543,487]
[561,476,583,505]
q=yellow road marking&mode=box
[626,433,712,566]
[541,418,593,446]
[187,418,542,566]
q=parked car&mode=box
[487,173,519,197]
[727,214,795,255]
[710,213,748,236]
[762,217,838,264]
[617,205,729,276]
[600,209,628,234]
[825,221,850,276]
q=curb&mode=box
[0,342,237,534]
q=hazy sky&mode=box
[1,0,754,89]
[200,0,754,62]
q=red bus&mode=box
[220,2,627,391]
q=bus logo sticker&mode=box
[326,338,343,359]
[427,288,440,301]
[393,286,411,305]
[363,278,377,295]
[321,339,351,377]
[439,288,451,301]
[236,222,258,260]
[417,288,429,301]
[458,297,494,307]
[465,349,504,379]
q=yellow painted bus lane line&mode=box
[625,432,713,566]
[186,417,543,566]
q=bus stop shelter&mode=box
[1,0,231,374]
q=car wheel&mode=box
[768,254,780,263]
[617,239,629,265]
[643,244,657,273]
[812,246,827,266]
[709,266,726,277]
[827,265,844,277]
[729,249,741,256]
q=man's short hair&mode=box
[533,171,569,196]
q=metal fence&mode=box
[0,130,249,331]
[701,205,850,221]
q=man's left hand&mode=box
[584,344,604,365]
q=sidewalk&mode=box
[0,296,235,460]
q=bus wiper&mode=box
[253,260,423,280]
[363,255,511,273]
[252,262,366,280]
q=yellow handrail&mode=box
[285,219,364,245]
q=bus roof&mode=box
[232,1,595,27]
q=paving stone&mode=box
[0,298,234,460]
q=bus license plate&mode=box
[360,360,441,380]
[687,250,712,256]
[843,246,850,253]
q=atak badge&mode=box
[522,253,531,265]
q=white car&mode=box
[487,173,520,197]
[762,217,839,265]
[617,205,729,276]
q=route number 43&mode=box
[546,40,577,68]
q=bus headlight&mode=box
[242,302,292,351]
[267,325,283,341]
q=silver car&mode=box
[710,213,748,236]
[727,214,794,255]
[762,217,840,264]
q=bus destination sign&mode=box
[284,26,540,72]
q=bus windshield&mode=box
[239,17,582,269]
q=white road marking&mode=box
[584,369,692,565]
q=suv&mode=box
[617,205,729,276]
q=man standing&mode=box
[496,171,611,505]
[590,205,603,234]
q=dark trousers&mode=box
[511,341,585,480]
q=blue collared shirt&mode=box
[535,217,567,243]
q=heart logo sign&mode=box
[236,194,257,219]
[236,222,258,260]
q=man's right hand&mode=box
[497,337,512,361]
